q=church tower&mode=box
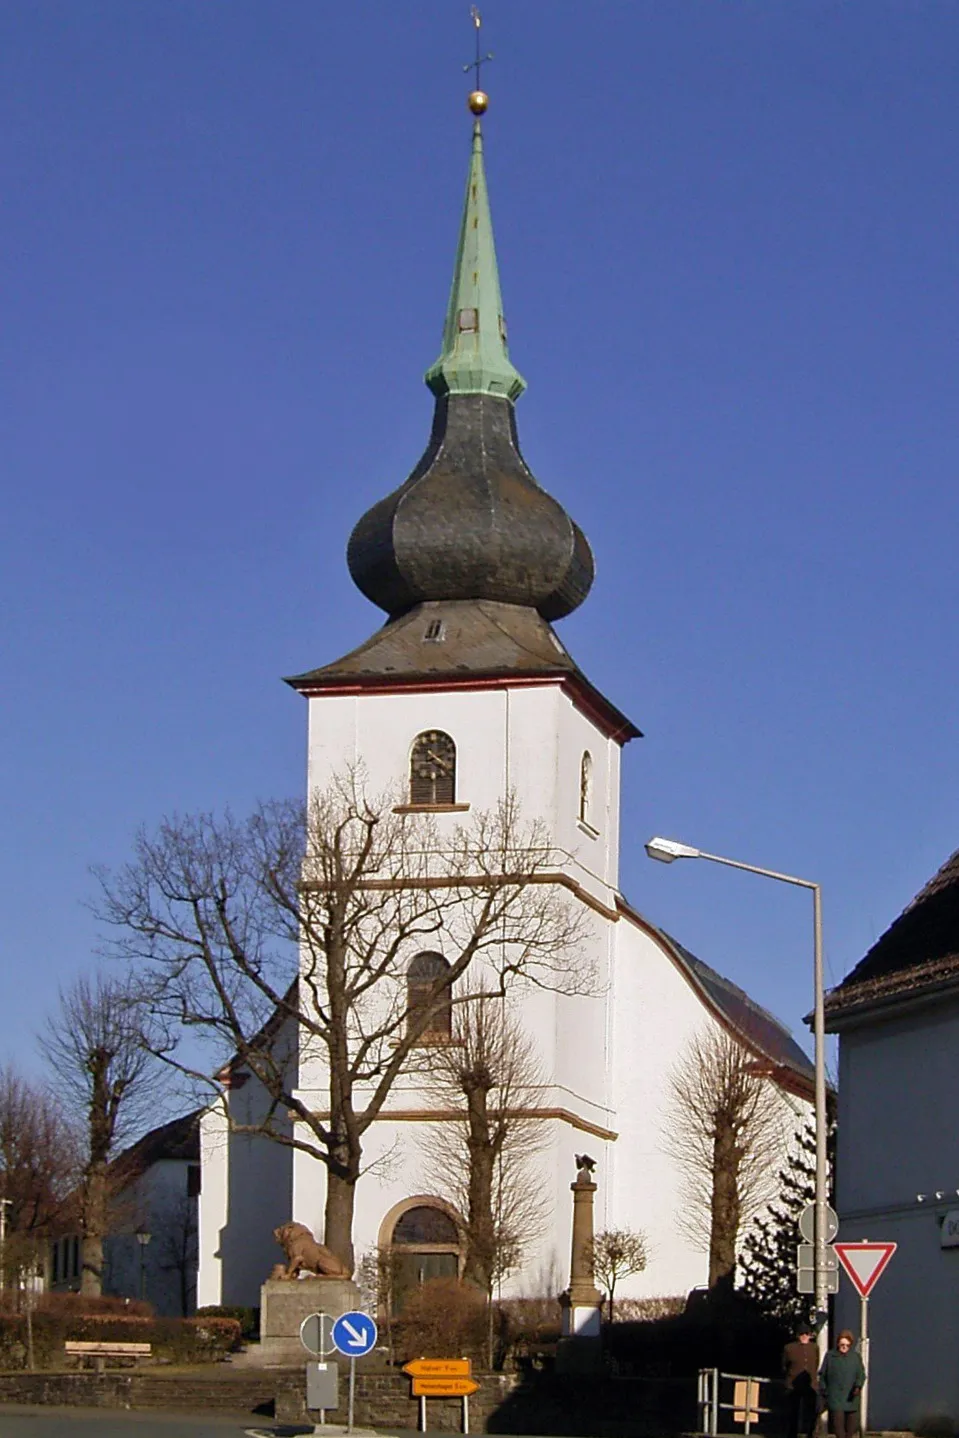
[287,113,639,904]
[284,89,642,1290]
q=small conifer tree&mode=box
[739,1119,832,1330]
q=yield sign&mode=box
[834,1242,897,1297]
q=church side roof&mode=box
[617,897,816,1099]
[824,846,959,1024]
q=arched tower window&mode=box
[579,751,593,826]
[409,731,456,805]
[407,951,452,1041]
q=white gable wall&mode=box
[835,998,959,1430]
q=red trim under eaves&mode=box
[287,670,641,746]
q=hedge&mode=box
[0,1313,242,1370]
[196,1305,260,1340]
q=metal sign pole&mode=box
[348,1355,356,1433]
[419,1394,426,1432]
[860,1295,869,1436]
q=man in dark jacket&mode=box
[783,1325,819,1438]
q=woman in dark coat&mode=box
[819,1330,866,1438]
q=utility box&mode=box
[306,1361,339,1412]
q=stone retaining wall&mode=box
[275,1368,518,1426]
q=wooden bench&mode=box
[64,1340,152,1373]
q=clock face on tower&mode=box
[409,731,456,805]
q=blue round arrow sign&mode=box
[331,1310,378,1358]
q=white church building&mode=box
[197,103,813,1313]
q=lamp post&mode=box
[135,1227,151,1303]
[645,835,829,1359]
[0,1197,11,1293]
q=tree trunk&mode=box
[324,1168,357,1277]
[80,1162,108,1296]
[80,1236,104,1297]
[708,1126,741,1287]
[463,1083,496,1293]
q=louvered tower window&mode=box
[409,731,456,806]
[407,951,452,1040]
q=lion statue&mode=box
[272,1221,352,1280]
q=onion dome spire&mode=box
[346,81,594,624]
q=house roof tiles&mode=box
[825,845,959,1022]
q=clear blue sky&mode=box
[2,1,957,1080]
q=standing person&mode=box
[819,1330,866,1438]
[783,1324,819,1438]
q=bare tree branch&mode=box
[663,1027,785,1288]
[424,992,549,1300]
[94,769,589,1272]
[585,1229,649,1322]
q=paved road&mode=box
[0,1408,318,1438]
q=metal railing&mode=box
[697,1368,772,1436]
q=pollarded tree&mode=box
[739,1118,830,1330]
[586,1228,649,1322]
[425,993,549,1298]
[664,1028,785,1288]
[40,974,158,1296]
[95,770,588,1274]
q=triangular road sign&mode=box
[835,1242,897,1298]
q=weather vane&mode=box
[464,6,492,116]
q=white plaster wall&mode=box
[835,997,959,1429]
[607,915,720,1297]
[306,683,621,903]
[197,1106,229,1309]
[837,1003,959,1211]
[196,1079,295,1309]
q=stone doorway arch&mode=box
[378,1195,465,1313]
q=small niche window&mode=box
[457,307,478,332]
[407,952,452,1041]
[423,619,445,643]
[579,751,593,826]
[410,731,456,806]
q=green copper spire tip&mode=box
[425,119,526,403]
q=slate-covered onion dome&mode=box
[347,118,594,623]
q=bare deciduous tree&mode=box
[40,974,157,1296]
[664,1028,785,1288]
[95,771,588,1272]
[425,994,548,1298]
[585,1228,649,1322]
[0,1068,76,1289]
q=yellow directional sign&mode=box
[403,1358,472,1378]
[411,1377,480,1398]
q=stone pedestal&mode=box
[259,1276,361,1366]
[555,1169,604,1374]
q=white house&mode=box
[52,1109,202,1317]
[826,846,959,1431]
[197,102,813,1313]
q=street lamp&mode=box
[645,835,829,1358]
[135,1227,151,1303]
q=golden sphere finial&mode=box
[468,89,489,116]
